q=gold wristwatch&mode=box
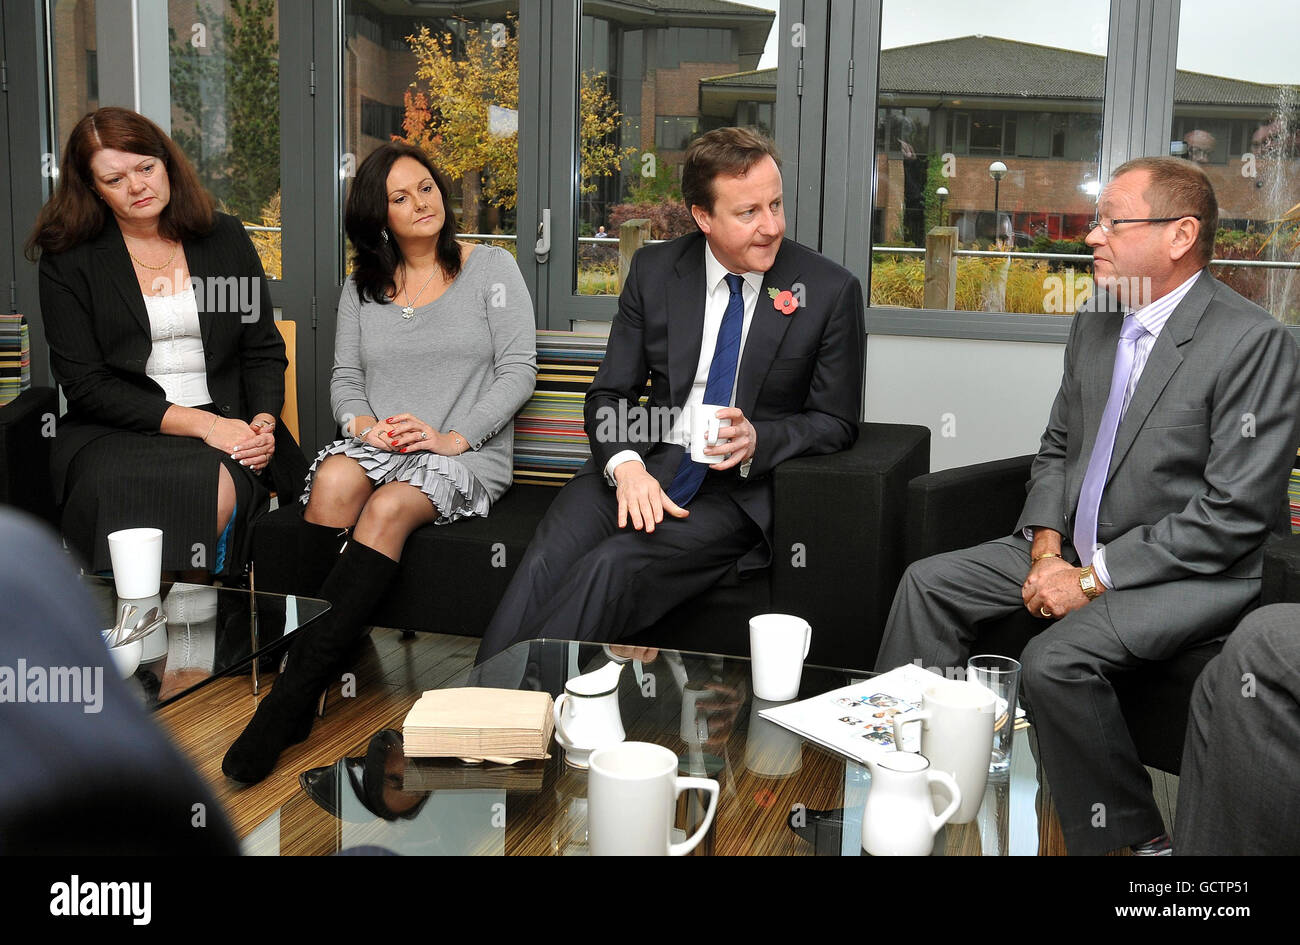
[1078,565,1102,600]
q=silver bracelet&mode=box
[353,425,373,444]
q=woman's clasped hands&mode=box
[379,413,466,456]
[204,412,277,472]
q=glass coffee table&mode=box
[80,576,329,710]
[245,638,1043,855]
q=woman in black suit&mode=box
[27,107,303,579]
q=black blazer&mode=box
[582,232,865,570]
[38,212,296,499]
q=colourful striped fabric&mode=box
[512,331,607,487]
[1290,450,1300,534]
[0,316,31,407]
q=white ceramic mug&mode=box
[744,696,804,778]
[749,613,812,702]
[127,593,167,662]
[892,679,996,824]
[100,628,142,679]
[587,741,719,856]
[107,527,163,599]
[689,403,731,465]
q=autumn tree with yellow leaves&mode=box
[400,18,632,233]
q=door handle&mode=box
[534,208,551,263]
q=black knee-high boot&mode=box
[255,508,350,598]
[223,539,399,784]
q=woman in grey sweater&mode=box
[224,144,536,784]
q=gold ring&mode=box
[1040,606,1052,618]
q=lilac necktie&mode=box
[1073,314,1147,566]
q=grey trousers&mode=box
[1175,604,1300,855]
[875,534,1259,855]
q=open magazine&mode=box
[757,663,1022,765]
[757,663,934,765]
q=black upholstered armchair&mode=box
[897,453,1300,774]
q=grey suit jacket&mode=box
[1016,271,1300,649]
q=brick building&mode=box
[700,35,1300,247]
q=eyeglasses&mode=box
[1086,215,1201,236]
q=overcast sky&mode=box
[746,0,1298,86]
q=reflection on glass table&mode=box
[79,576,329,710]
[249,638,1043,855]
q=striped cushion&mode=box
[1290,450,1299,534]
[512,331,606,487]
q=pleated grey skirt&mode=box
[300,440,489,523]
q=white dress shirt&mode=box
[604,241,763,484]
[1029,268,1204,589]
[144,287,213,408]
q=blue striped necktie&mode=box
[666,273,745,506]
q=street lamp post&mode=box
[988,161,1008,247]
[935,186,948,226]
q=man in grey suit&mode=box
[875,156,1300,856]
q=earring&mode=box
[381,229,389,243]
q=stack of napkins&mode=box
[403,759,547,792]
[401,688,554,762]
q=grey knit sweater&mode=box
[330,244,537,502]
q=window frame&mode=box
[843,0,1195,345]
[541,0,822,329]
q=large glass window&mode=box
[574,0,781,297]
[47,0,98,164]
[1172,0,1300,325]
[870,0,1109,316]
[168,0,282,278]
[342,1,520,281]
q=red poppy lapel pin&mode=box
[767,286,799,315]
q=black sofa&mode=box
[0,387,58,527]
[897,453,1300,774]
[252,421,930,673]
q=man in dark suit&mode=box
[476,127,864,663]
[875,156,1300,855]
[1175,604,1300,855]
[0,508,238,854]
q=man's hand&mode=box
[1022,557,1100,619]
[613,461,688,532]
[707,406,757,471]
[606,644,659,664]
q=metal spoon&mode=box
[109,603,139,646]
[114,611,166,648]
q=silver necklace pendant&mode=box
[401,306,415,318]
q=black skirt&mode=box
[59,425,270,576]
